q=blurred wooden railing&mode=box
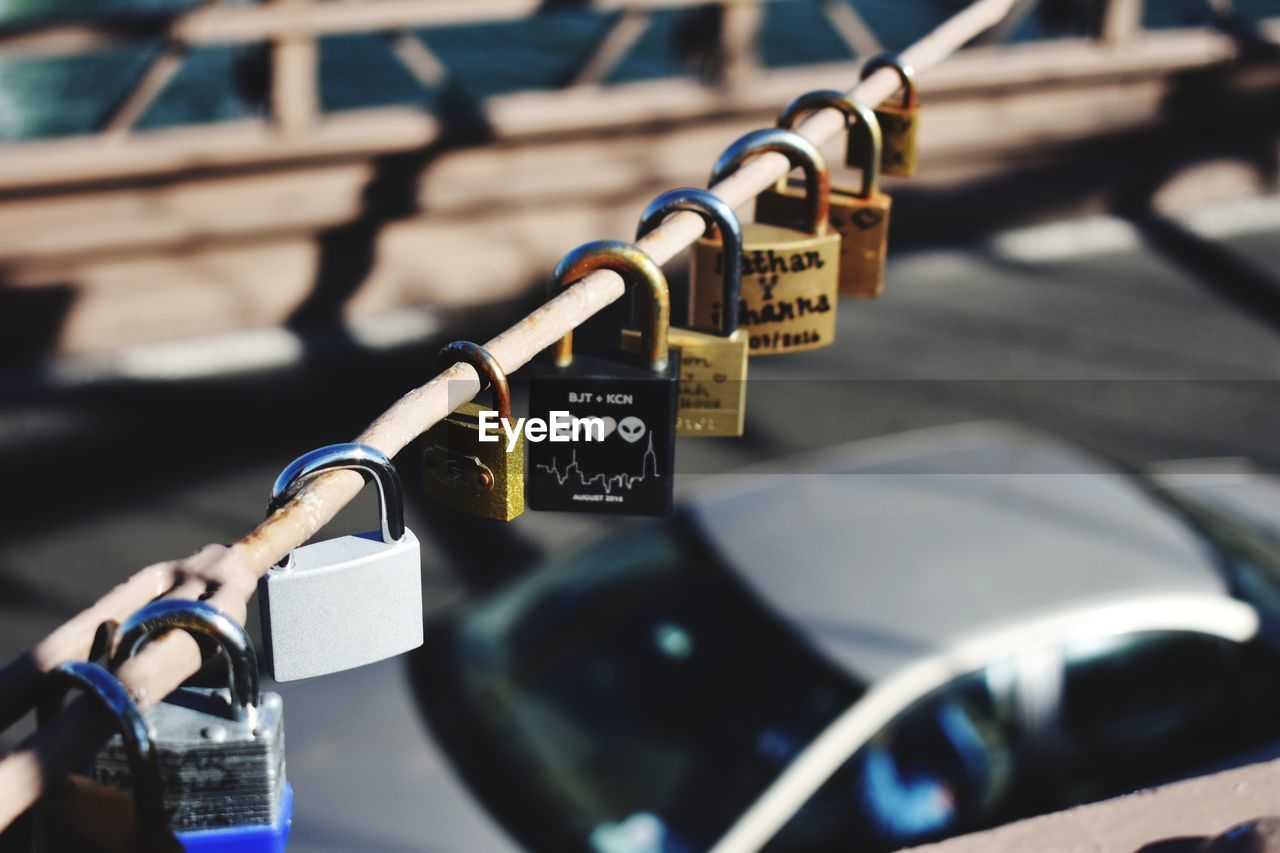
[0,0,1269,361]
[0,0,1243,185]
[0,0,1277,362]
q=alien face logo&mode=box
[850,208,884,231]
[617,416,647,444]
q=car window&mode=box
[449,520,865,852]
[1053,630,1278,805]
[768,629,1280,852]
[767,669,1020,852]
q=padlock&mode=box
[420,340,524,520]
[97,600,294,851]
[527,240,680,516]
[691,129,842,355]
[756,90,891,298]
[855,53,919,178]
[38,660,179,853]
[257,443,423,681]
[625,188,749,437]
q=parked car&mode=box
[412,422,1280,852]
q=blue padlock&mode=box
[95,600,293,851]
[170,784,293,853]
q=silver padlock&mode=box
[96,599,293,846]
[257,443,423,682]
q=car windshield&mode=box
[446,518,865,852]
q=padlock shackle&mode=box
[38,661,167,833]
[860,53,917,110]
[776,90,881,200]
[636,188,743,338]
[434,341,512,424]
[710,129,830,236]
[269,443,407,564]
[550,240,671,373]
[111,599,260,723]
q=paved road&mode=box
[1,198,1278,850]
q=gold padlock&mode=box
[625,188,749,437]
[692,129,841,356]
[757,90,891,298]
[421,340,524,521]
[856,53,919,178]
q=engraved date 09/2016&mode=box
[750,329,821,352]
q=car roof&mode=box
[686,422,1231,683]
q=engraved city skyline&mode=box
[534,431,660,495]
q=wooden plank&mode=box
[1100,0,1144,44]
[0,163,374,263]
[388,30,447,89]
[717,0,762,87]
[567,9,652,88]
[0,109,442,194]
[821,0,883,59]
[102,44,186,136]
[973,0,1036,46]
[0,25,155,58]
[269,0,318,133]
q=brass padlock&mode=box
[626,188,748,437]
[856,53,919,178]
[692,129,841,356]
[757,90,891,298]
[421,340,524,521]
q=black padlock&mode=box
[527,240,680,516]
